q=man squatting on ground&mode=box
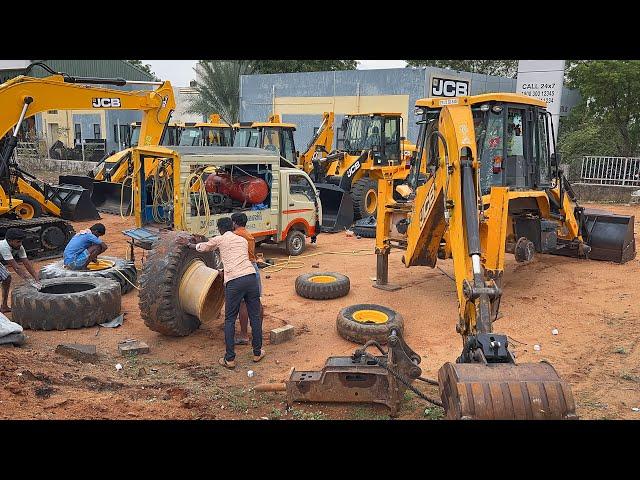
[231,212,263,346]
[0,228,41,313]
[63,223,108,270]
[178,217,265,369]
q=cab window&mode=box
[384,117,400,162]
[475,108,505,195]
[281,129,296,163]
[535,111,551,186]
[262,128,281,155]
[289,174,315,201]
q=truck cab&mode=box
[126,146,321,255]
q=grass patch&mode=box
[227,388,249,413]
[349,407,390,420]
[423,406,445,420]
[269,407,282,419]
[620,372,639,382]
[291,409,326,420]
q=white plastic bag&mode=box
[0,312,23,337]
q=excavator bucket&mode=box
[581,209,636,263]
[316,183,354,233]
[91,181,132,215]
[438,361,578,420]
[42,182,101,221]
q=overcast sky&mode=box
[142,60,407,87]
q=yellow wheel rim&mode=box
[309,275,337,283]
[15,203,35,219]
[86,259,115,271]
[352,309,389,324]
[365,189,377,214]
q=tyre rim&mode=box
[87,258,115,271]
[352,309,389,324]
[292,236,303,252]
[309,275,337,283]
[365,189,377,214]
[15,203,35,219]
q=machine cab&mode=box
[129,122,184,147]
[232,117,297,164]
[338,113,402,165]
[179,123,233,147]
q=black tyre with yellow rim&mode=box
[336,303,404,344]
[295,272,350,300]
[351,177,378,220]
[13,194,42,219]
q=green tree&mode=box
[565,60,640,158]
[186,60,256,124]
[406,60,518,78]
[252,60,358,74]
[124,60,159,80]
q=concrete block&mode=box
[118,340,150,356]
[56,344,97,363]
[270,325,295,344]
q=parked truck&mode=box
[124,146,321,256]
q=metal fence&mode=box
[580,156,640,186]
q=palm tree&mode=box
[186,60,256,125]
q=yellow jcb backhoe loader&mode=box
[0,62,173,257]
[373,93,635,419]
[179,114,233,147]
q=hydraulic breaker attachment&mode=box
[285,330,423,416]
[315,182,354,233]
[91,180,132,215]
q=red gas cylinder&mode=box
[204,173,268,204]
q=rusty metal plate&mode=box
[438,361,578,420]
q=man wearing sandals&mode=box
[178,217,264,369]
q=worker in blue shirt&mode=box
[63,223,108,270]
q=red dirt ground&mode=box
[1,202,638,420]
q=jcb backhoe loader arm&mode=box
[297,111,334,175]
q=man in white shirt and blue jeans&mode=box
[0,228,41,313]
[178,217,264,369]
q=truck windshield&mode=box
[130,125,140,146]
[161,126,180,146]
[343,116,383,152]
[473,107,505,195]
[233,128,260,148]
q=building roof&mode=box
[26,60,156,82]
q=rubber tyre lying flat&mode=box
[139,232,220,336]
[353,215,376,238]
[11,277,121,331]
[295,272,350,300]
[39,256,138,294]
[336,304,404,344]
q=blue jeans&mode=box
[253,262,262,296]
[224,273,262,361]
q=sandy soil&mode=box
[1,202,638,420]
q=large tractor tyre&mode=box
[336,304,404,344]
[351,177,379,220]
[295,272,350,300]
[11,277,121,331]
[39,256,138,294]
[286,230,306,256]
[139,232,220,336]
[13,195,43,219]
[353,216,376,238]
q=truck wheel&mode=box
[39,256,138,294]
[13,195,42,219]
[295,272,350,300]
[336,304,404,344]
[286,230,305,256]
[139,232,221,336]
[11,277,121,330]
[351,177,378,220]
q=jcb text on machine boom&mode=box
[375,93,634,419]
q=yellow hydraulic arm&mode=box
[0,71,174,217]
[297,111,334,174]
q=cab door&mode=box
[283,172,317,238]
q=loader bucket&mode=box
[315,183,354,233]
[91,181,132,215]
[581,209,636,263]
[46,183,101,221]
[59,175,95,193]
[438,361,578,420]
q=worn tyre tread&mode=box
[139,232,220,337]
[11,277,121,331]
[39,256,138,294]
[295,272,350,300]
[336,303,404,344]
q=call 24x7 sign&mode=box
[430,76,470,97]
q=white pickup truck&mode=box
[125,146,321,255]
